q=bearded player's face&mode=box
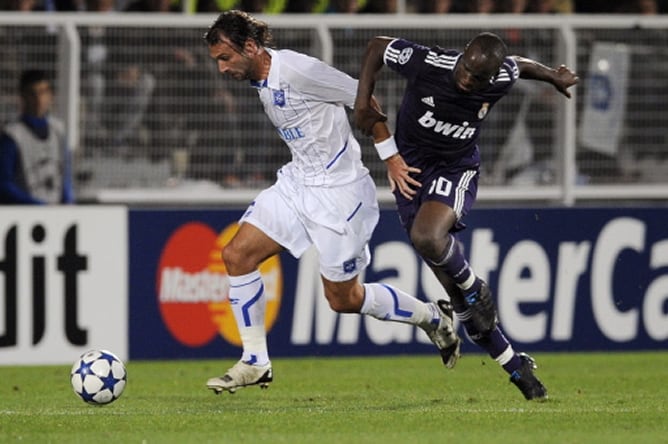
[208,38,256,81]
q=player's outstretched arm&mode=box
[354,37,394,136]
[512,56,579,98]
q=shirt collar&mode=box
[20,113,49,139]
[22,113,48,129]
[250,79,267,88]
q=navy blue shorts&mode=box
[394,162,479,235]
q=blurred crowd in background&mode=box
[2,0,667,196]
[0,0,667,14]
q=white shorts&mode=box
[240,172,379,282]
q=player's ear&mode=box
[244,39,260,56]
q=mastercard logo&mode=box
[156,222,282,347]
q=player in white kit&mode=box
[203,10,461,394]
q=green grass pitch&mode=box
[1,351,666,443]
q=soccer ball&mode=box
[70,349,127,405]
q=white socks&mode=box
[360,283,438,331]
[228,270,269,366]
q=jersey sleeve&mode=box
[494,56,520,92]
[504,56,520,83]
[382,38,431,81]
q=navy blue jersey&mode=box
[384,38,519,169]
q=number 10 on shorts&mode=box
[428,176,452,197]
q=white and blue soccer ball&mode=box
[70,349,127,405]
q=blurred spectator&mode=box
[0,70,74,204]
[551,0,573,12]
[237,0,268,11]
[450,0,497,12]
[81,18,156,156]
[527,0,559,13]
[84,0,115,10]
[0,0,38,9]
[105,54,156,151]
[416,0,452,12]
[616,0,659,13]
[497,0,528,12]
[326,0,359,12]
[191,0,299,13]
[189,0,227,13]
[359,0,396,13]
[575,0,666,12]
[572,1,613,12]
[123,0,180,11]
[283,0,318,11]
[54,0,86,10]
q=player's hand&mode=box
[354,98,387,137]
[385,154,421,200]
[553,65,579,98]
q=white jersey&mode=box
[252,48,368,187]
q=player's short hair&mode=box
[468,32,507,61]
[19,69,50,94]
[203,9,273,51]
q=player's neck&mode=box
[253,49,271,82]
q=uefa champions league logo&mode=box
[398,47,413,65]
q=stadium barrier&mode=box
[1,206,666,365]
[0,13,667,205]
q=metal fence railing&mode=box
[1,13,667,205]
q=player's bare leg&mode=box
[206,223,282,394]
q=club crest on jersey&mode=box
[478,102,490,119]
[398,47,413,65]
[272,89,286,107]
[343,259,357,273]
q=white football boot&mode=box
[207,360,273,394]
[426,300,462,369]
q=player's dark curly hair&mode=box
[203,10,273,51]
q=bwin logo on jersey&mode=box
[418,111,476,140]
[272,89,286,107]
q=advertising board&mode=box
[0,207,128,365]
[128,207,668,360]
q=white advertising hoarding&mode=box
[0,206,128,365]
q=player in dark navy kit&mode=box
[354,32,578,401]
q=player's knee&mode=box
[324,289,362,314]
[410,230,444,262]
[221,244,238,268]
[325,296,356,313]
[221,243,254,274]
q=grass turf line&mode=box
[1,351,666,444]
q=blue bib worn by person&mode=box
[0,69,74,205]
